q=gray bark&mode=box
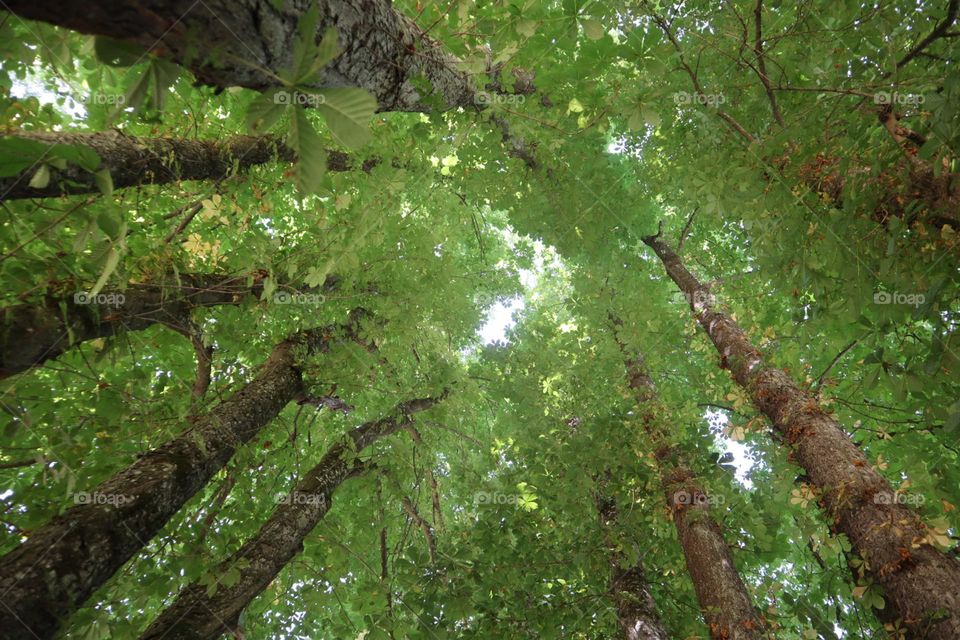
[140,394,445,640]
[0,272,338,379]
[0,131,374,200]
[2,0,478,112]
[0,310,370,640]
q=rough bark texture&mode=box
[609,315,767,640]
[642,232,960,639]
[0,131,379,200]
[0,272,339,379]
[595,478,670,640]
[0,312,368,640]
[3,0,477,112]
[140,394,445,640]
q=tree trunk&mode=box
[595,476,670,640]
[0,311,369,640]
[140,394,445,640]
[609,314,767,640]
[0,131,375,200]
[0,272,338,379]
[642,231,960,639]
[3,0,477,112]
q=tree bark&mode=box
[0,131,377,200]
[0,272,338,379]
[2,0,477,112]
[642,231,960,639]
[140,394,445,640]
[609,314,767,640]
[0,310,370,640]
[595,476,670,640]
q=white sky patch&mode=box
[705,409,757,488]
[478,296,525,344]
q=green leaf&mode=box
[315,88,377,149]
[93,36,145,67]
[286,107,328,194]
[0,138,50,176]
[581,18,604,40]
[246,89,288,133]
[28,164,50,189]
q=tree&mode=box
[0,1,956,638]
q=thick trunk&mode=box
[642,232,960,639]
[140,394,445,640]
[596,481,670,640]
[0,272,338,379]
[0,312,368,640]
[3,0,477,112]
[609,315,766,639]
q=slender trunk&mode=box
[609,314,767,640]
[595,475,670,640]
[0,272,338,379]
[0,131,374,200]
[0,311,369,640]
[140,394,445,640]
[3,0,477,112]
[642,231,960,639]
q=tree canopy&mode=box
[0,1,958,639]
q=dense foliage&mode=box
[0,1,957,638]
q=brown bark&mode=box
[140,394,446,640]
[595,476,670,640]
[3,0,477,112]
[642,231,960,639]
[0,310,370,640]
[0,131,376,200]
[609,314,767,640]
[0,272,338,379]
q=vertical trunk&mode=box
[609,315,767,640]
[642,231,960,639]
[139,394,445,640]
[0,131,372,200]
[0,272,338,379]
[3,0,477,112]
[0,312,368,640]
[595,476,670,640]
